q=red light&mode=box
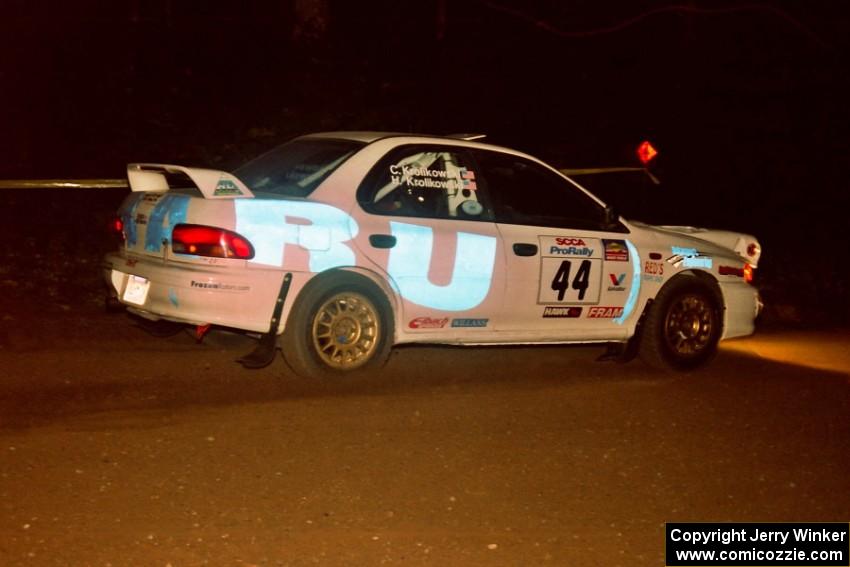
[743,263,754,284]
[171,224,255,259]
[111,217,125,242]
[718,265,744,277]
[637,140,658,165]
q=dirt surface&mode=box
[1,302,849,566]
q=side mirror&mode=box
[603,204,619,229]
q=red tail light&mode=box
[111,216,125,242]
[171,224,254,259]
[743,263,754,284]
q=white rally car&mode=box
[103,132,762,377]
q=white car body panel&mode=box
[103,132,762,350]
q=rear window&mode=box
[234,139,364,197]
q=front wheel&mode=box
[282,276,393,378]
[639,277,722,371]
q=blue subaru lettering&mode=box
[614,240,641,325]
[387,221,497,311]
[119,193,144,247]
[235,200,358,271]
[145,194,189,252]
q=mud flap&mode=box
[238,273,292,369]
[596,340,638,363]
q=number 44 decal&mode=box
[551,259,591,301]
[538,256,601,304]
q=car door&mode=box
[352,144,505,335]
[472,149,637,339]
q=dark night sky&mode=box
[1,1,848,270]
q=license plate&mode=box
[123,275,150,306]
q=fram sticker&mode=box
[587,306,624,318]
[603,239,629,261]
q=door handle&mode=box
[513,243,538,256]
[369,234,397,249]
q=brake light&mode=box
[111,216,125,242]
[171,224,255,259]
[743,263,754,284]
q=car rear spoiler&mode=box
[126,163,255,199]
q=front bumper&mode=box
[720,281,761,339]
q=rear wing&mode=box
[127,163,254,199]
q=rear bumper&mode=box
[102,252,288,333]
[720,281,761,339]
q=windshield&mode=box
[234,138,364,197]
[567,170,670,225]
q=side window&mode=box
[474,150,606,230]
[358,145,493,221]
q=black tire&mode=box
[281,274,394,379]
[638,277,722,371]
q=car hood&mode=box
[628,220,762,268]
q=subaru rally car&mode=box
[103,132,762,377]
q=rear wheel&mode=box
[282,275,393,378]
[639,277,722,371]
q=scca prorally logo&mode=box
[555,237,586,246]
[408,317,449,329]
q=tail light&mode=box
[743,263,755,284]
[171,224,254,259]
[111,216,125,242]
